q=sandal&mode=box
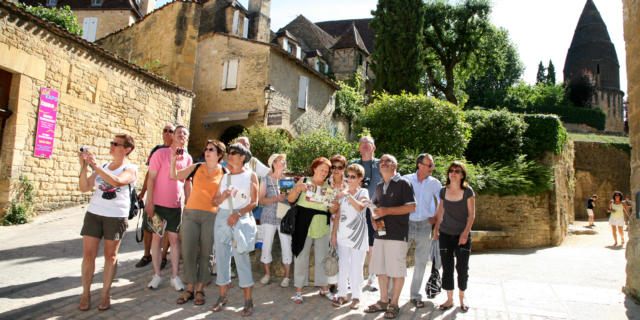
[364,300,388,313]
[350,298,360,310]
[332,296,348,307]
[438,303,453,311]
[194,291,205,305]
[460,304,469,312]
[319,289,336,302]
[210,296,228,312]
[384,304,400,319]
[293,292,303,304]
[177,290,194,304]
[410,298,424,308]
[241,299,254,317]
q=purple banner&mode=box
[33,87,59,158]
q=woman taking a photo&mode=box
[434,161,475,313]
[289,157,338,304]
[77,134,137,311]
[331,164,369,309]
[258,153,293,287]
[171,140,225,306]
[211,143,258,317]
[608,191,630,246]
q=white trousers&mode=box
[260,223,293,265]
[337,244,367,299]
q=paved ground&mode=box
[1,206,639,320]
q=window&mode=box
[91,0,103,7]
[298,76,309,110]
[287,43,294,54]
[232,10,239,35]
[221,59,239,90]
[242,17,249,38]
[46,0,56,6]
[357,53,363,66]
[81,18,98,42]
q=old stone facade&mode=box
[623,0,640,303]
[0,1,193,215]
[573,141,630,219]
[98,0,348,157]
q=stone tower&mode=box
[249,0,270,43]
[564,0,625,133]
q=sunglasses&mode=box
[110,141,123,147]
[448,168,462,174]
[163,129,174,133]
[346,175,358,179]
[331,165,344,170]
[204,147,216,152]
[228,150,240,156]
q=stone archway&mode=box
[220,125,246,146]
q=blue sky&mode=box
[156,0,627,94]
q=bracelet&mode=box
[236,211,242,217]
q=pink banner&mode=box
[33,87,59,158]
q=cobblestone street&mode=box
[1,206,638,320]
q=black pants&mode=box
[439,232,471,291]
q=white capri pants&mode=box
[260,223,293,265]
[337,244,367,300]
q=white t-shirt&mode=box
[246,158,270,178]
[337,188,369,251]
[87,162,138,218]
[219,170,253,211]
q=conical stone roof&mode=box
[563,0,620,89]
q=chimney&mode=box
[248,0,270,42]
[139,0,156,16]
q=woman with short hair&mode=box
[434,161,475,313]
[171,139,225,306]
[77,134,137,311]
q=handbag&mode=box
[323,245,339,277]
[425,261,442,299]
[128,183,144,220]
[280,205,296,235]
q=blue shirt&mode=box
[403,173,442,222]
[351,158,382,198]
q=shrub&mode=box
[287,129,358,175]
[464,110,527,163]
[2,175,35,225]
[334,74,365,122]
[240,126,291,165]
[522,114,568,158]
[356,93,470,157]
[17,4,83,36]
[522,104,606,131]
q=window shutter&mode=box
[315,60,320,72]
[232,10,239,35]
[298,76,308,110]
[296,46,302,59]
[227,59,238,89]
[221,61,229,89]
[242,17,249,38]
[82,18,98,42]
[282,38,288,50]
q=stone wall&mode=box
[0,2,193,215]
[74,10,136,41]
[573,141,630,219]
[96,1,200,90]
[623,0,640,302]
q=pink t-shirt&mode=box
[149,147,192,208]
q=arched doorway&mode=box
[220,125,246,146]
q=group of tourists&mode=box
[585,192,633,246]
[76,127,476,318]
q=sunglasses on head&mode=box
[110,141,123,147]
[346,174,358,179]
[331,165,344,170]
[204,147,216,152]
[448,168,462,174]
[163,128,174,133]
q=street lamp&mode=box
[264,84,276,104]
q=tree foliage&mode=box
[536,61,546,85]
[240,126,291,165]
[464,110,527,164]
[370,0,425,94]
[546,60,556,85]
[422,0,491,104]
[334,73,365,123]
[17,4,83,36]
[463,26,523,109]
[287,130,358,175]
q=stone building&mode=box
[0,1,193,215]
[19,0,156,42]
[564,0,625,133]
[97,0,348,158]
[623,0,640,303]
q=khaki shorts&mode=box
[587,208,594,217]
[155,205,182,233]
[80,211,128,241]
[370,239,408,278]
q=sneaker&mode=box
[148,274,162,289]
[259,275,270,285]
[171,276,185,291]
[135,255,152,268]
[280,277,290,288]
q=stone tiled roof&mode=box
[315,18,374,53]
[331,22,369,54]
[1,0,193,97]
[18,0,143,18]
[563,0,620,89]
[277,15,336,60]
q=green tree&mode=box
[422,0,491,104]
[334,73,365,123]
[17,4,83,36]
[370,0,425,94]
[536,61,546,85]
[463,26,524,109]
[546,60,556,85]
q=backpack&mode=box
[585,198,591,209]
[102,163,142,220]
